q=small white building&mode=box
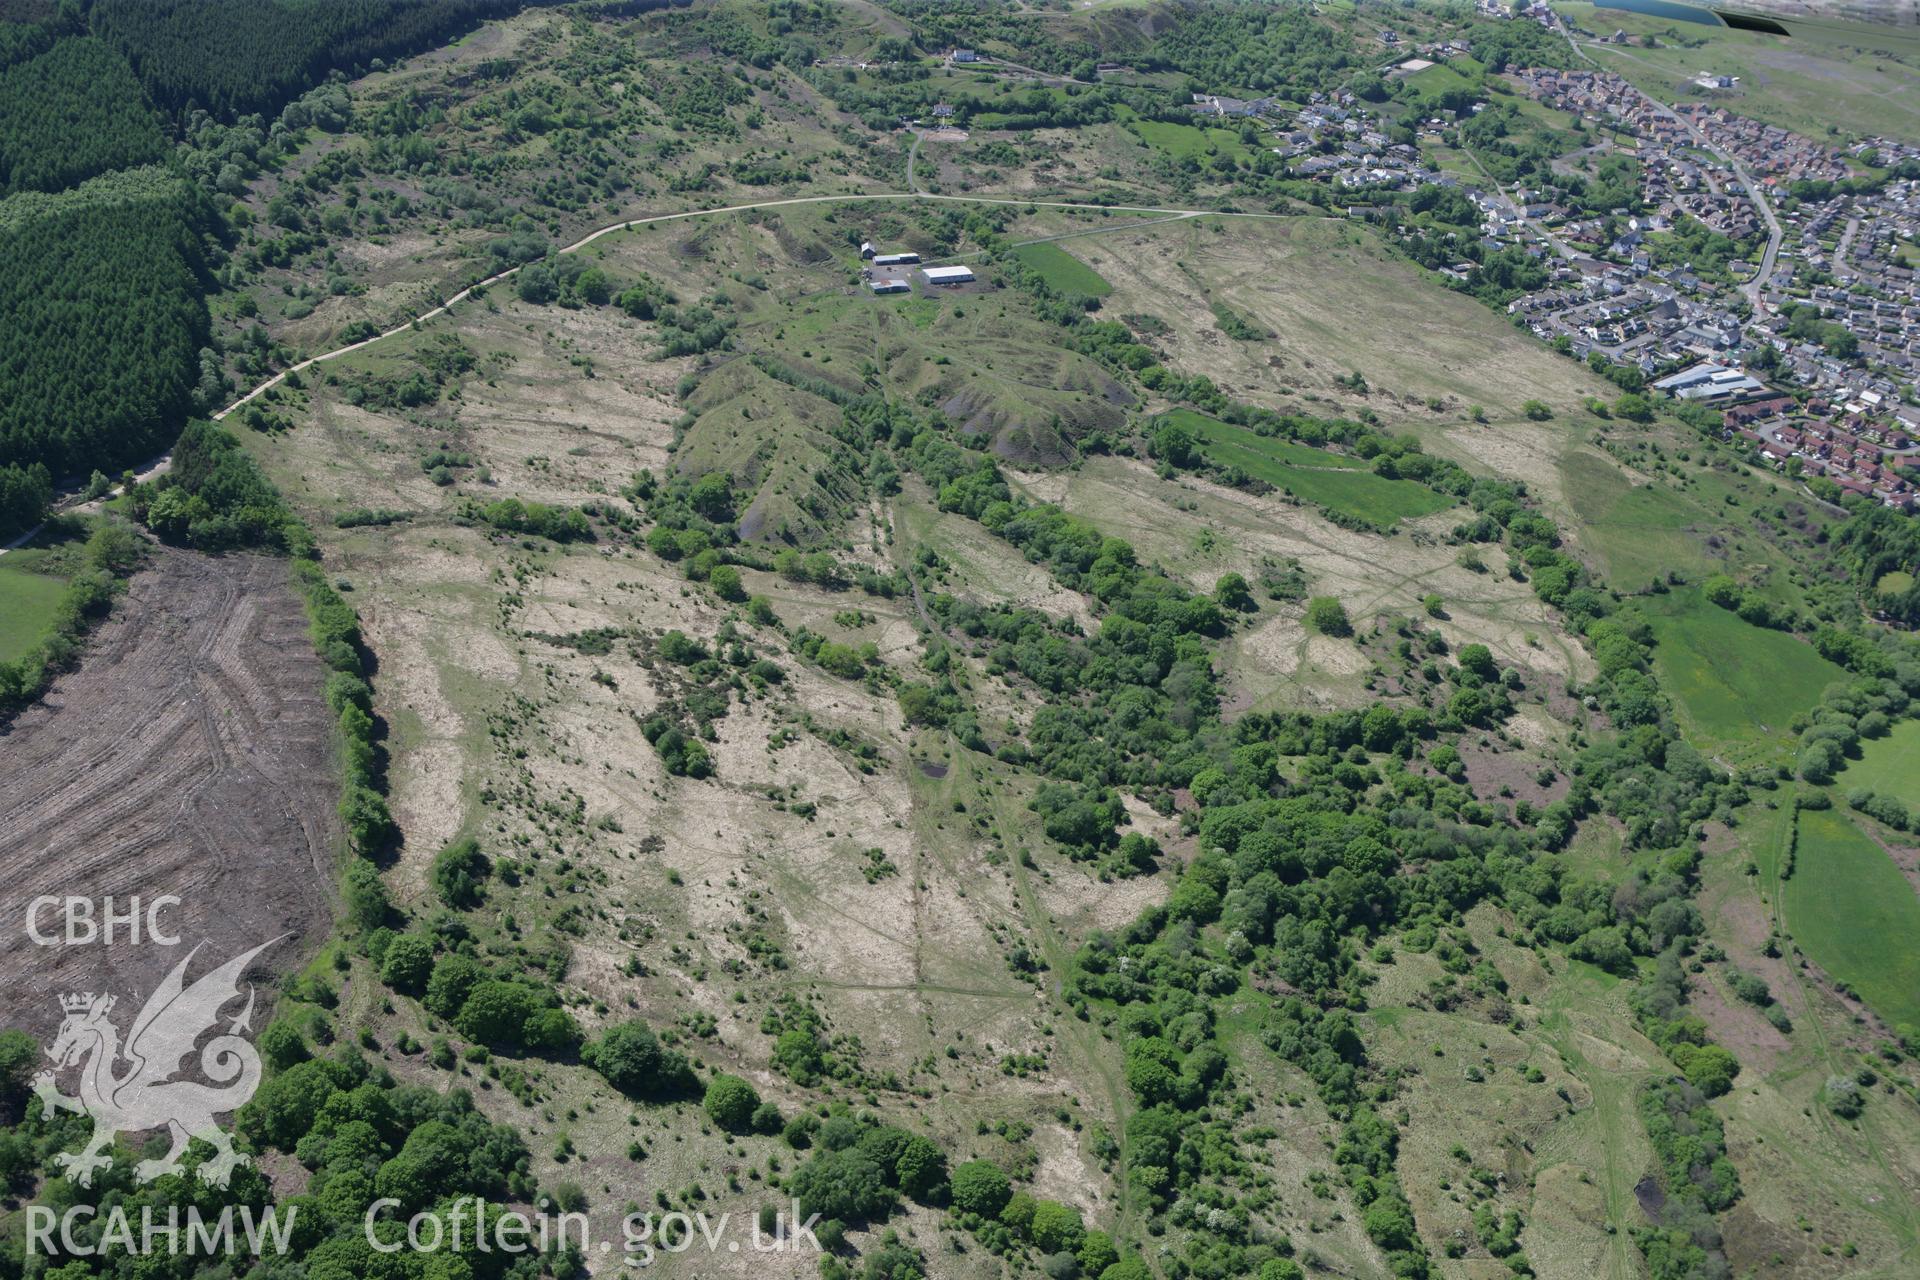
[1653,362,1766,402]
[921,265,974,286]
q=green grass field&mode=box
[1785,809,1920,1033]
[1167,410,1454,525]
[1012,241,1111,297]
[0,563,69,662]
[1837,718,1920,809]
[1402,60,1481,108]
[1560,450,1722,589]
[1645,587,1848,750]
[1124,119,1254,163]
[1560,816,1635,885]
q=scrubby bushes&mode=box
[135,422,286,549]
[454,979,577,1050]
[1635,1080,1741,1273]
[948,1158,1010,1217]
[1701,573,1798,631]
[871,375,1756,1277]
[1846,788,1915,832]
[1822,1073,1866,1119]
[236,1054,536,1268]
[294,556,392,857]
[1304,596,1350,637]
[703,1073,760,1132]
[379,933,434,993]
[641,716,713,778]
[583,1020,697,1100]
[1665,1042,1739,1097]
[472,495,593,542]
[430,837,489,908]
[894,1134,947,1202]
[1794,677,1912,783]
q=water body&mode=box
[1598,0,1723,26]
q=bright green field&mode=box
[1162,410,1367,468]
[1124,119,1254,162]
[1167,410,1454,525]
[1012,241,1111,297]
[1837,718,1920,809]
[1402,61,1480,108]
[1784,809,1920,1032]
[0,563,68,662]
[1561,450,1719,590]
[1644,588,1847,748]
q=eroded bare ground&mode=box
[0,547,338,1033]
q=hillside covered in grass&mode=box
[3,5,1920,1280]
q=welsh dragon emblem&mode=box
[35,938,282,1189]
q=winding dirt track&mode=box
[0,184,1282,1022]
[0,549,337,1034]
[0,183,1294,556]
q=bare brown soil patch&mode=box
[1689,971,1791,1075]
[0,548,338,1034]
[1457,739,1568,809]
[1881,837,1920,900]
